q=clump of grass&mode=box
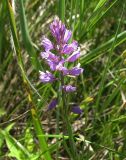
[0,0,126,159]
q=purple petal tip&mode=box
[62,85,76,92]
[71,106,83,114]
[48,98,58,110]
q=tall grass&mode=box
[0,0,126,159]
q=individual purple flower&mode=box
[46,59,65,71]
[46,60,57,71]
[48,98,58,110]
[62,64,83,76]
[62,85,76,92]
[39,71,56,83]
[61,41,78,54]
[41,51,59,62]
[55,59,65,71]
[66,50,80,62]
[71,106,82,114]
[68,64,83,76]
[60,66,68,75]
[41,51,62,71]
[41,37,53,51]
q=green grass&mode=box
[0,0,126,159]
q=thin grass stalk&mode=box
[0,0,6,64]
[79,0,85,36]
[17,0,41,71]
[6,1,52,159]
[26,84,52,160]
[95,4,125,110]
[70,0,74,28]
[58,0,65,22]
[79,0,118,41]
[73,0,78,33]
[81,30,126,65]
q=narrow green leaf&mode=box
[95,4,124,109]
[30,107,52,160]
[94,0,108,11]
[58,0,65,22]
[0,0,6,64]
[6,1,52,159]
[81,31,126,65]
[17,0,41,71]
[80,0,118,40]
[0,130,31,160]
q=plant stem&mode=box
[60,73,79,159]
[60,73,66,114]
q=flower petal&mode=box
[62,41,78,54]
[41,51,59,62]
[71,106,82,114]
[50,17,66,43]
[61,67,68,75]
[39,71,56,83]
[62,85,76,92]
[66,50,80,62]
[48,98,58,110]
[63,29,72,43]
[55,59,65,71]
[69,64,84,76]
[63,64,84,76]
[41,37,53,51]
[46,60,57,71]
[41,51,60,71]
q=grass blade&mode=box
[58,0,65,22]
[81,31,126,65]
[6,1,52,159]
[17,0,41,71]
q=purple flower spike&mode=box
[40,17,84,113]
[41,37,53,51]
[62,41,78,54]
[66,50,80,62]
[48,98,58,110]
[39,71,56,83]
[71,106,82,114]
[62,85,76,92]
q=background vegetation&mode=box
[0,0,126,159]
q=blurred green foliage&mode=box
[0,0,126,159]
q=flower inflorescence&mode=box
[39,17,83,114]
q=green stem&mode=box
[56,81,62,160]
[61,73,66,114]
[60,73,79,159]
